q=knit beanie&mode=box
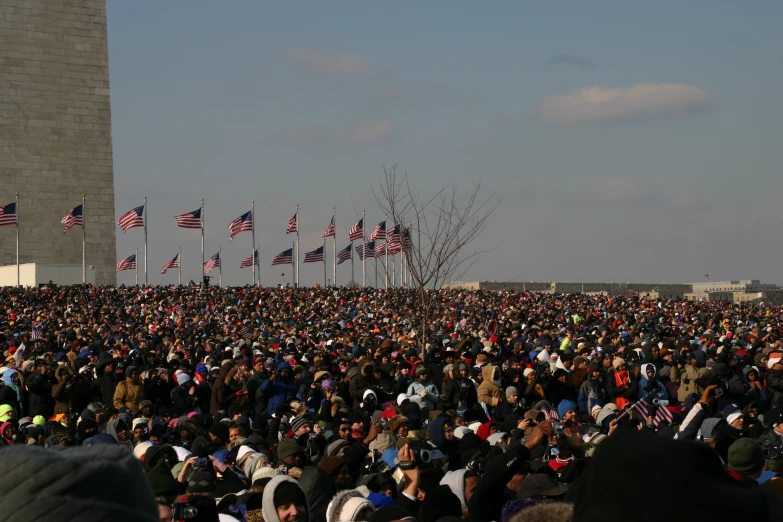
[275,439,302,461]
[290,417,311,434]
[612,358,625,370]
[187,470,217,494]
[317,456,345,476]
[0,445,160,522]
[208,422,229,444]
[176,372,191,386]
[145,460,180,498]
[557,400,577,419]
[505,386,519,399]
[728,438,764,475]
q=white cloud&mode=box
[539,83,711,124]
[284,48,370,75]
[272,120,394,144]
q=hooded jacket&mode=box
[26,369,53,418]
[299,466,336,522]
[262,476,310,522]
[210,363,236,415]
[477,366,502,407]
[0,444,159,522]
[107,418,134,451]
[671,362,712,403]
[113,366,145,413]
[260,362,299,415]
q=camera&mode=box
[194,457,208,468]
[173,501,199,521]
[276,466,289,476]
[378,419,389,429]
[552,422,566,435]
[714,387,724,397]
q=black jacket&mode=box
[26,372,54,418]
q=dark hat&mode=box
[149,423,166,439]
[566,428,783,522]
[187,469,217,493]
[420,485,462,521]
[276,439,303,461]
[517,473,568,500]
[145,460,180,497]
[765,408,783,429]
[317,456,345,476]
[209,422,230,443]
[728,438,765,475]
[273,480,307,509]
[290,417,311,434]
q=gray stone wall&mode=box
[0,0,116,285]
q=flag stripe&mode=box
[240,250,259,268]
[356,241,376,260]
[116,254,137,272]
[304,246,324,263]
[369,221,386,240]
[348,218,363,241]
[272,248,294,266]
[204,253,221,274]
[228,211,253,239]
[337,244,352,265]
[62,204,83,233]
[286,213,298,234]
[161,254,180,274]
[322,216,335,238]
[175,208,202,229]
[117,205,145,232]
[0,202,18,226]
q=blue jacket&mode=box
[260,362,299,414]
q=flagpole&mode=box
[292,241,295,287]
[251,201,256,286]
[375,255,378,288]
[135,248,138,286]
[392,255,395,287]
[178,247,182,286]
[219,245,222,287]
[15,192,19,287]
[143,196,148,286]
[201,198,205,284]
[323,238,327,287]
[295,204,299,288]
[332,206,336,287]
[385,216,388,289]
[82,194,86,284]
[351,241,354,288]
[361,211,366,287]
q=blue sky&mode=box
[108,1,783,287]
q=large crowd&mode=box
[2,284,783,522]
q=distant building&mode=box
[444,281,690,298]
[684,280,782,303]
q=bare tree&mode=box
[373,162,501,345]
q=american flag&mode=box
[175,208,202,229]
[272,248,293,266]
[369,221,386,240]
[632,399,673,426]
[240,250,258,268]
[387,225,401,254]
[0,202,17,227]
[204,253,221,274]
[543,409,560,420]
[375,242,387,257]
[31,323,44,341]
[304,246,324,263]
[348,218,363,241]
[62,204,84,233]
[286,213,298,234]
[228,211,253,240]
[161,254,180,274]
[322,216,335,238]
[356,241,376,260]
[116,254,137,272]
[237,325,252,339]
[336,244,352,265]
[117,205,145,232]
[402,227,412,251]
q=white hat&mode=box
[768,357,782,369]
[133,441,153,460]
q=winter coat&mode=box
[26,371,54,418]
[671,363,711,403]
[260,362,299,415]
[349,360,377,403]
[406,379,439,411]
[578,376,607,414]
[113,375,145,414]
[766,370,783,408]
[477,366,502,407]
[607,370,637,410]
[93,373,118,407]
[443,377,478,409]
[210,364,237,415]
